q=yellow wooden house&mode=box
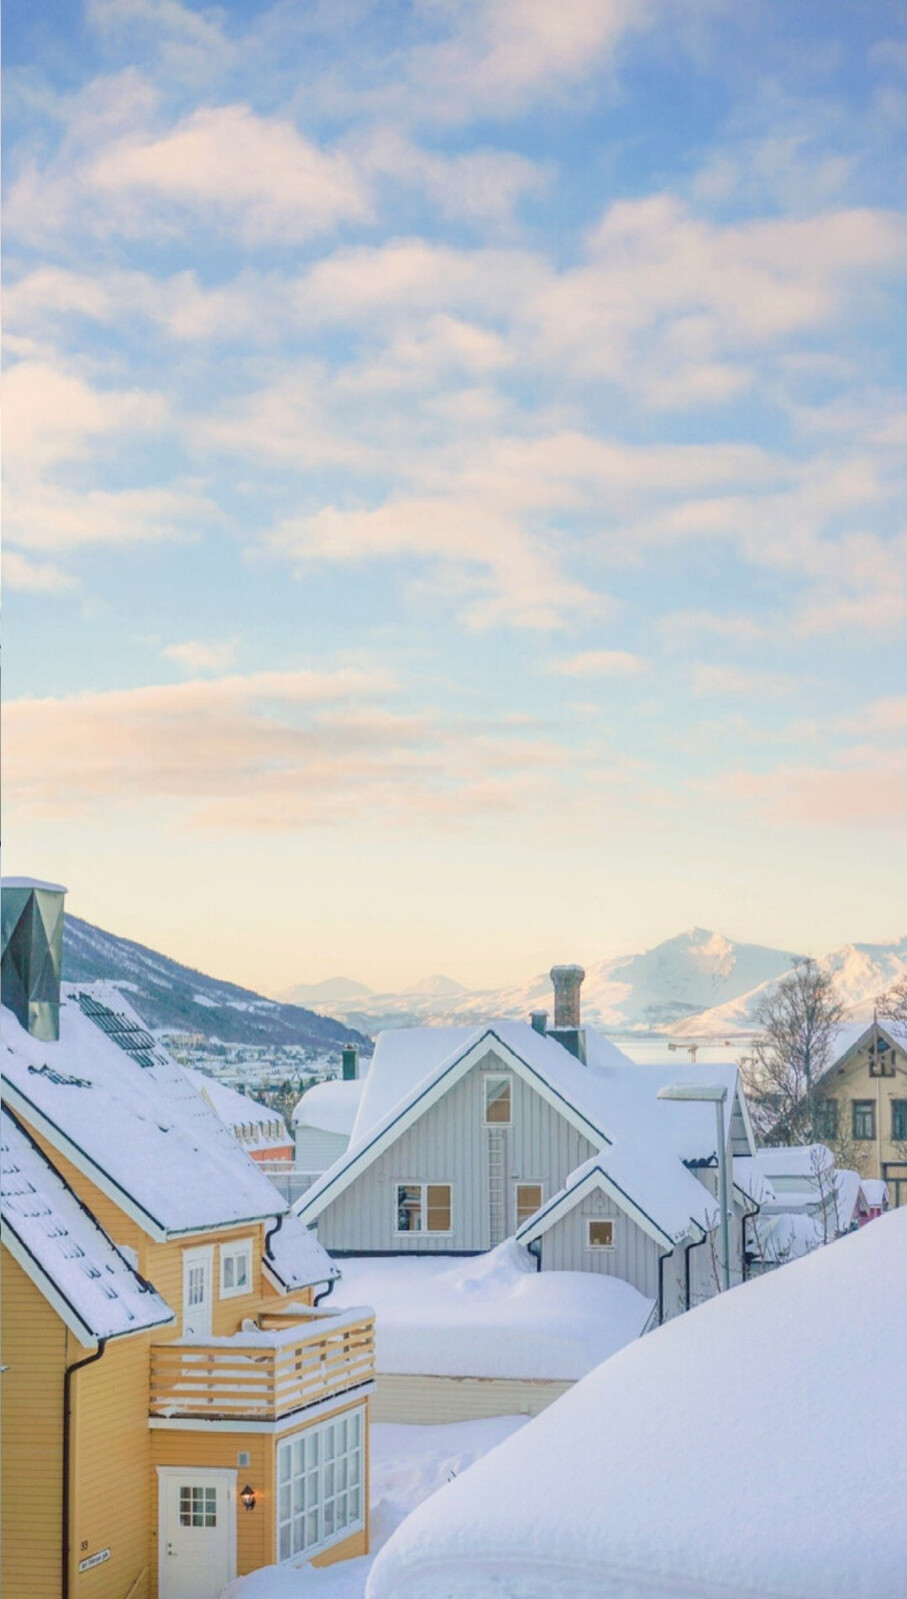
[1,879,375,1599]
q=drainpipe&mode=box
[684,1231,708,1312]
[739,1196,761,1283]
[657,1246,675,1325]
[62,1339,107,1599]
[527,1238,542,1273]
[313,1277,336,1306]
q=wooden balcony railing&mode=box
[149,1306,375,1422]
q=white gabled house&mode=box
[297,966,759,1325]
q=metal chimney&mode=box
[548,964,586,1062]
[341,1044,359,1081]
[1,878,67,1042]
[530,1010,548,1035]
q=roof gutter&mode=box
[63,1338,107,1599]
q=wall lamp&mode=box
[240,1484,257,1512]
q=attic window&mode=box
[587,1219,615,1250]
[27,1063,91,1088]
[484,1075,511,1125]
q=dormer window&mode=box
[484,1075,511,1125]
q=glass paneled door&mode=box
[158,1469,235,1599]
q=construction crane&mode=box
[667,1034,754,1064]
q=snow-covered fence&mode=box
[149,1306,375,1421]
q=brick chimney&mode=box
[548,964,586,1062]
[1,877,66,1042]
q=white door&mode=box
[158,1469,235,1599]
[182,1246,213,1337]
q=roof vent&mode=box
[1,878,66,1042]
[341,1044,359,1081]
[530,1011,548,1035]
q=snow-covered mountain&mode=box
[280,975,374,1005]
[292,928,907,1038]
[677,937,907,1037]
[62,914,371,1052]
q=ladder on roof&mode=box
[487,1127,507,1246]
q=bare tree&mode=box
[741,959,845,1145]
[877,975,907,1026]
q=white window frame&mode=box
[514,1181,544,1227]
[483,1073,512,1126]
[219,1238,253,1298]
[393,1181,453,1237]
[276,1406,366,1564]
[586,1217,616,1250]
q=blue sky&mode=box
[4,0,906,992]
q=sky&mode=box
[3,0,907,995]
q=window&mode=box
[277,1407,364,1562]
[852,1100,875,1140]
[814,1099,839,1140]
[868,1039,896,1077]
[484,1075,511,1125]
[395,1183,452,1234]
[516,1183,543,1227]
[892,1101,907,1142]
[587,1218,615,1249]
[179,1485,217,1528]
[220,1239,253,1297]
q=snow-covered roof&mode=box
[820,1016,907,1082]
[2,992,289,1240]
[183,1066,290,1150]
[516,1150,718,1251]
[298,1021,749,1247]
[750,1143,833,1179]
[862,1177,889,1208]
[330,1241,654,1381]
[292,1078,362,1136]
[368,1209,907,1599]
[262,1209,339,1293]
[1,1107,173,1347]
[833,1169,868,1232]
[732,1156,776,1208]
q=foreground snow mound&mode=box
[331,1242,654,1380]
[368,1210,907,1599]
[220,1418,527,1599]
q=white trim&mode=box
[148,1380,376,1435]
[515,1165,678,1250]
[586,1216,616,1250]
[297,1029,612,1225]
[219,1237,253,1298]
[483,1073,512,1127]
[733,1080,758,1157]
[156,1466,236,1599]
[182,1244,214,1337]
[393,1181,453,1238]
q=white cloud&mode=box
[3,550,76,593]
[692,664,796,698]
[164,639,237,673]
[88,104,371,243]
[550,649,647,676]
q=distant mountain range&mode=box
[280,928,907,1038]
[62,914,371,1053]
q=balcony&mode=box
[149,1304,375,1423]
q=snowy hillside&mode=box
[675,936,907,1037]
[62,913,371,1052]
[290,927,907,1038]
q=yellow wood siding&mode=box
[70,1328,153,1599]
[822,1041,907,1200]
[371,1372,572,1422]
[1,1250,68,1599]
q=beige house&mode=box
[816,1018,907,1206]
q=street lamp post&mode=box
[657,1083,731,1291]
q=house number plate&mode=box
[78,1549,110,1572]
